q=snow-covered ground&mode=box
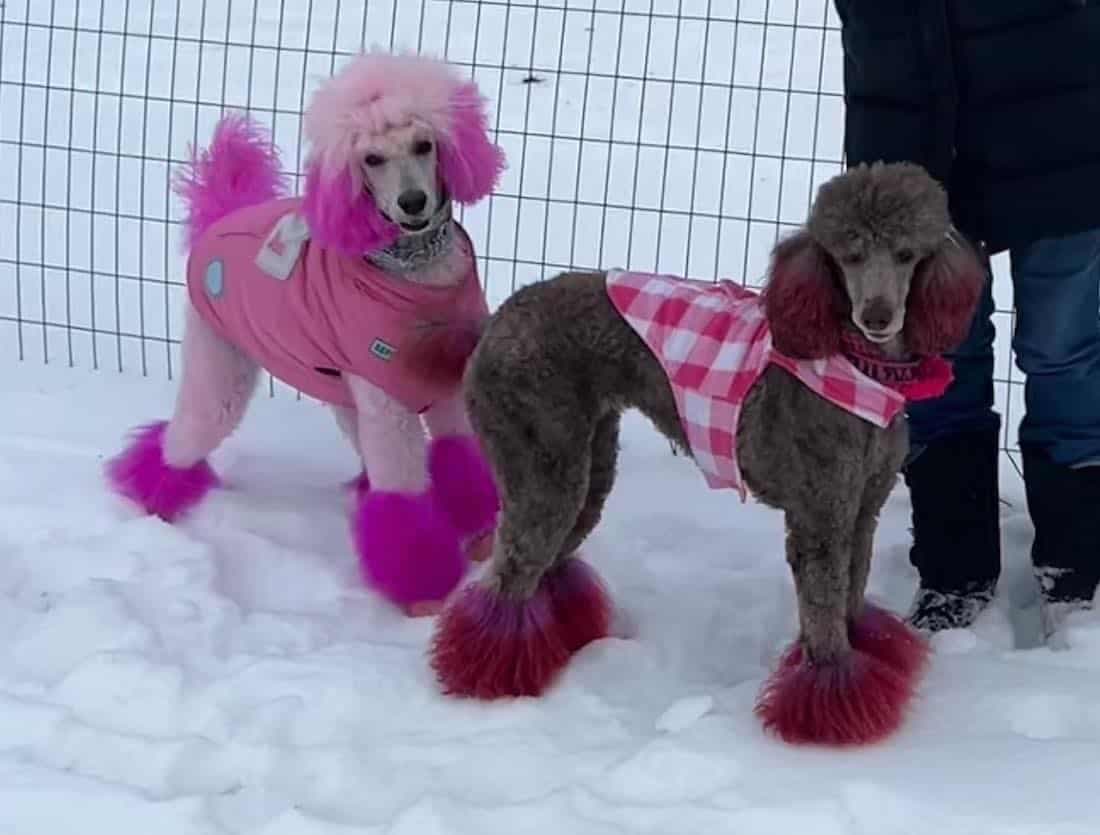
[2,358,1100,835]
[3,0,1097,833]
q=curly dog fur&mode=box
[431,162,986,745]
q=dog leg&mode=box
[755,512,915,746]
[522,411,620,657]
[422,393,499,564]
[331,404,362,458]
[558,411,621,560]
[105,305,257,521]
[164,306,259,466]
[431,418,611,699]
[331,404,370,499]
[788,517,855,664]
[847,472,929,689]
[346,374,466,616]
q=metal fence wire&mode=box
[0,0,1024,455]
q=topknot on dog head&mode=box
[806,162,950,259]
[301,50,507,256]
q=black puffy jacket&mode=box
[834,0,1100,253]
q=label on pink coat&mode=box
[187,197,489,411]
[255,212,311,280]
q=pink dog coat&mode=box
[605,269,911,500]
[186,197,489,412]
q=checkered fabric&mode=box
[605,269,906,500]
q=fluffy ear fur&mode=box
[904,231,986,356]
[300,161,400,256]
[762,230,843,359]
[437,80,506,205]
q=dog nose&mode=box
[397,189,428,216]
[860,298,894,333]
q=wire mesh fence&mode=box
[0,0,1024,455]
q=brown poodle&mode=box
[430,162,987,746]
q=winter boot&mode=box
[903,428,1002,632]
[1021,445,1100,639]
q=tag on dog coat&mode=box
[370,338,396,361]
[255,212,311,280]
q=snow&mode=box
[0,359,1099,834]
[1,0,1097,832]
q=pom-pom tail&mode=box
[173,113,286,250]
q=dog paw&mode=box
[105,421,219,522]
[430,557,611,698]
[353,489,468,613]
[755,607,927,747]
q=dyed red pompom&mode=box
[546,558,612,653]
[430,558,611,699]
[849,602,930,684]
[755,605,927,746]
[430,583,570,698]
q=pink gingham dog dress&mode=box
[187,197,489,412]
[605,269,911,500]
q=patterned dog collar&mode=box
[840,331,954,402]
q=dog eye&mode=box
[895,248,915,264]
[364,154,386,168]
[413,140,433,156]
[841,252,866,266]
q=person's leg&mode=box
[1011,229,1100,637]
[903,253,1003,631]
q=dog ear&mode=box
[762,230,843,359]
[437,80,506,205]
[300,160,400,256]
[903,229,986,356]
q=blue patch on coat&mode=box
[204,258,225,298]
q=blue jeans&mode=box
[908,228,1100,464]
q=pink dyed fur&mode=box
[344,375,472,607]
[427,435,499,538]
[300,162,400,257]
[354,490,467,609]
[160,305,259,470]
[172,113,287,250]
[300,50,505,255]
[105,421,220,522]
[437,82,507,205]
[304,52,469,171]
[108,115,275,521]
[108,54,501,617]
